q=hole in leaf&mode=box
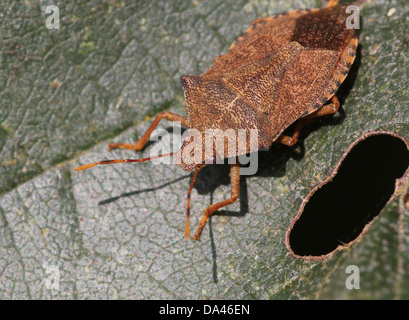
[287,132,409,259]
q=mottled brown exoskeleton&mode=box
[75,0,359,241]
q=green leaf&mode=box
[1,0,408,299]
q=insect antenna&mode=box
[74,153,174,171]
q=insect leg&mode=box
[108,111,189,151]
[303,95,340,119]
[277,95,340,147]
[276,121,306,147]
[192,162,240,241]
[185,167,200,239]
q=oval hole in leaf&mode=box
[287,132,409,259]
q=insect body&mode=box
[75,1,358,241]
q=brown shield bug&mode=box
[75,0,359,241]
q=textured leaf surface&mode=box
[1,0,408,299]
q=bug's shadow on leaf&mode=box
[98,174,191,205]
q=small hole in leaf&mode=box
[288,133,409,258]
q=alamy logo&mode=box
[45,5,60,30]
[345,265,360,289]
[345,5,360,30]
